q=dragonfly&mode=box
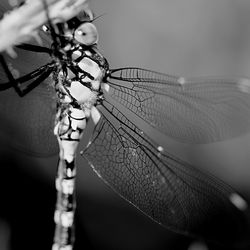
[1,0,250,249]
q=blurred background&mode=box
[1,0,250,249]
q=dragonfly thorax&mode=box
[53,42,108,124]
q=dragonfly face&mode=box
[74,22,99,45]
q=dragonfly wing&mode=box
[0,47,58,157]
[82,101,250,246]
[107,67,250,143]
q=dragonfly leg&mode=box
[16,68,54,97]
[16,43,52,55]
[53,105,87,249]
[0,54,55,96]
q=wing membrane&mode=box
[82,101,250,246]
[107,67,250,143]
[0,46,58,156]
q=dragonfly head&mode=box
[73,22,98,46]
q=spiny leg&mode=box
[16,43,52,55]
[0,54,55,96]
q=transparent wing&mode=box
[106,67,250,143]
[82,101,250,246]
[0,46,58,157]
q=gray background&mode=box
[1,0,250,249]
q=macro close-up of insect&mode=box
[1,0,250,250]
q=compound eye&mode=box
[42,25,50,33]
[74,23,98,46]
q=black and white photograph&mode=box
[1,1,250,249]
